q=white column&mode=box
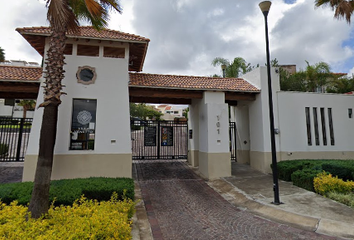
[198,91,231,179]
[187,99,200,167]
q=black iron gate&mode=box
[131,120,188,160]
[229,121,237,161]
[0,117,32,162]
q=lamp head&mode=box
[259,1,271,15]
[221,64,227,70]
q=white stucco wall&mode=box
[188,99,200,151]
[0,99,13,116]
[277,91,354,153]
[198,92,229,153]
[233,101,250,152]
[26,39,131,155]
[243,67,281,153]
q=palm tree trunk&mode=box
[22,106,27,119]
[28,104,58,218]
[28,27,66,219]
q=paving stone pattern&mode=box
[134,160,341,240]
[0,167,23,183]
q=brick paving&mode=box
[134,160,342,240]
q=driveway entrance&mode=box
[131,120,188,160]
[134,160,339,240]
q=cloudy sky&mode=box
[1,0,354,77]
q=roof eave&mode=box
[128,85,260,93]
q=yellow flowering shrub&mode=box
[314,171,354,196]
[0,193,135,240]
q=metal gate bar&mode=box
[131,120,188,160]
[0,117,32,162]
[229,121,237,161]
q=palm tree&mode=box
[0,47,5,62]
[212,57,252,78]
[17,100,36,118]
[28,0,122,219]
[315,0,354,24]
[304,61,331,92]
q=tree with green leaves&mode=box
[29,0,122,219]
[0,47,5,62]
[280,61,333,92]
[182,107,189,120]
[304,61,332,92]
[327,75,354,93]
[130,103,163,121]
[315,0,354,24]
[17,100,36,118]
[211,57,253,78]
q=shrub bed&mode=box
[321,162,354,181]
[0,177,134,206]
[291,169,322,192]
[326,192,354,208]
[314,172,354,195]
[277,160,354,182]
[0,193,135,240]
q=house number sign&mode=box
[216,115,221,134]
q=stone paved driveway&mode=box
[0,167,23,183]
[134,160,341,240]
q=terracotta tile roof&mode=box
[0,66,42,81]
[16,26,149,72]
[16,26,150,43]
[129,73,260,92]
[165,106,172,110]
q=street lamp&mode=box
[259,1,281,205]
[221,64,227,78]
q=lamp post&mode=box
[259,1,281,205]
[221,64,227,78]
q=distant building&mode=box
[156,105,184,120]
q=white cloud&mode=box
[1,0,354,76]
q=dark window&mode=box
[313,107,320,145]
[77,45,99,57]
[328,108,335,145]
[305,107,312,146]
[64,44,73,55]
[320,108,327,146]
[103,47,125,58]
[70,99,97,150]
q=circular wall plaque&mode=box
[76,66,97,85]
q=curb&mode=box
[132,182,153,240]
[207,178,354,239]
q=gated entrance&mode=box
[131,120,188,160]
[0,117,32,162]
[229,122,237,161]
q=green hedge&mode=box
[275,160,321,181]
[276,160,354,192]
[321,162,354,181]
[291,169,322,192]
[0,177,134,206]
[0,143,9,157]
[276,160,354,182]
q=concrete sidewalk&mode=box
[208,163,354,239]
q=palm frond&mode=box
[47,0,79,31]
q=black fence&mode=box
[0,117,33,162]
[229,122,237,161]
[131,120,188,160]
